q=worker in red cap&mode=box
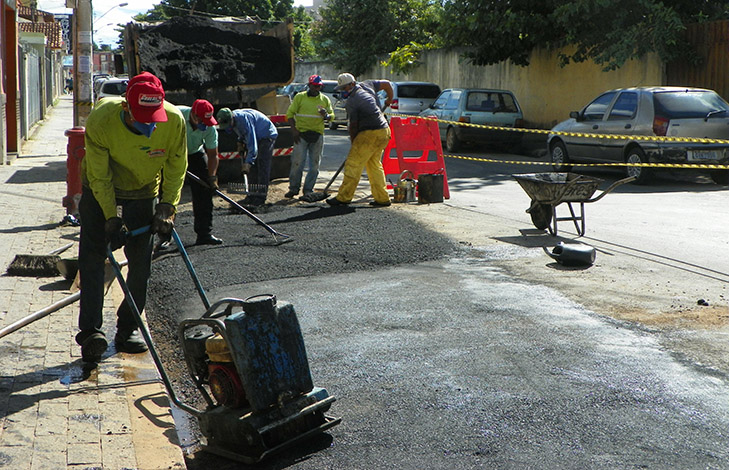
[176,99,222,245]
[76,71,187,363]
[285,74,334,201]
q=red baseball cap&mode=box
[126,72,167,123]
[192,99,217,126]
[308,75,323,86]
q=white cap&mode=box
[335,73,355,90]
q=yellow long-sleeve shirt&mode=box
[82,97,188,220]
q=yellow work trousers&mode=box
[336,127,392,204]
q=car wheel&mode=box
[329,122,338,131]
[529,202,552,230]
[550,141,572,172]
[625,147,651,184]
[446,127,461,152]
[710,169,729,185]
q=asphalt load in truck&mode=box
[136,16,290,91]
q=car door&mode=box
[599,91,638,161]
[424,90,452,140]
[566,91,617,160]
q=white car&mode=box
[95,78,128,103]
[548,86,729,184]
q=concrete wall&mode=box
[295,47,665,130]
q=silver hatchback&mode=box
[548,86,729,184]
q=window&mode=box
[445,90,461,110]
[431,92,449,109]
[397,84,441,99]
[653,91,729,119]
[608,92,638,120]
[583,92,616,121]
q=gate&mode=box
[666,20,729,100]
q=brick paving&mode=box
[0,96,185,470]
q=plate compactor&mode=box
[107,229,340,464]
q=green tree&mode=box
[312,0,439,76]
[439,0,729,70]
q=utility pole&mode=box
[72,0,93,126]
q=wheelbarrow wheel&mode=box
[529,202,552,230]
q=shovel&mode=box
[305,159,347,202]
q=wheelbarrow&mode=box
[512,172,635,236]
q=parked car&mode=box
[95,77,128,102]
[547,86,729,185]
[281,82,306,99]
[378,81,441,116]
[419,88,524,152]
[319,79,348,130]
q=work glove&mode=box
[104,217,126,251]
[207,175,219,190]
[241,162,252,175]
[317,106,329,120]
[152,203,176,241]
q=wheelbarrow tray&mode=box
[512,172,602,205]
[512,172,635,236]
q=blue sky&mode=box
[39,0,312,47]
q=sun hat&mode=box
[192,99,217,126]
[125,72,167,123]
[216,107,234,128]
[308,75,323,86]
[334,73,355,91]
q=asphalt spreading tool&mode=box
[304,159,346,202]
[186,171,292,244]
[227,174,268,198]
[6,242,74,277]
[108,228,339,464]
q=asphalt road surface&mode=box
[144,131,729,469]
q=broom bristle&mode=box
[6,255,62,277]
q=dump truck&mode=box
[123,15,295,181]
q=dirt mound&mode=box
[137,16,290,91]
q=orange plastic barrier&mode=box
[63,127,86,216]
[382,117,450,199]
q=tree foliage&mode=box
[312,0,439,76]
[439,0,729,70]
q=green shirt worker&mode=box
[77,72,188,363]
[285,74,334,201]
[179,99,222,245]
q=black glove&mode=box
[152,203,176,240]
[207,175,219,190]
[104,217,126,251]
[241,162,251,174]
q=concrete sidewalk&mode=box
[0,96,186,469]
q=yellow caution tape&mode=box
[387,113,729,145]
[384,113,729,169]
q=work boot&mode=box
[284,190,298,198]
[81,332,108,363]
[326,197,349,206]
[114,330,148,354]
[196,234,223,246]
[369,200,392,207]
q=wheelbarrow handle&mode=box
[584,175,636,203]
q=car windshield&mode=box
[653,91,729,119]
[321,82,338,94]
[397,84,441,99]
[102,81,127,95]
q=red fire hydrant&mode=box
[63,127,85,217]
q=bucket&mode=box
[417,173,444,203]
[393,170,416,203]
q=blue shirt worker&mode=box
[179,99,222,245]
[285,74,334,201]
[216,107,278,206]
[326,73,394,207]
[77,72,187,363]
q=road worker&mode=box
[326,73,394,207]
[76,71,187,363]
